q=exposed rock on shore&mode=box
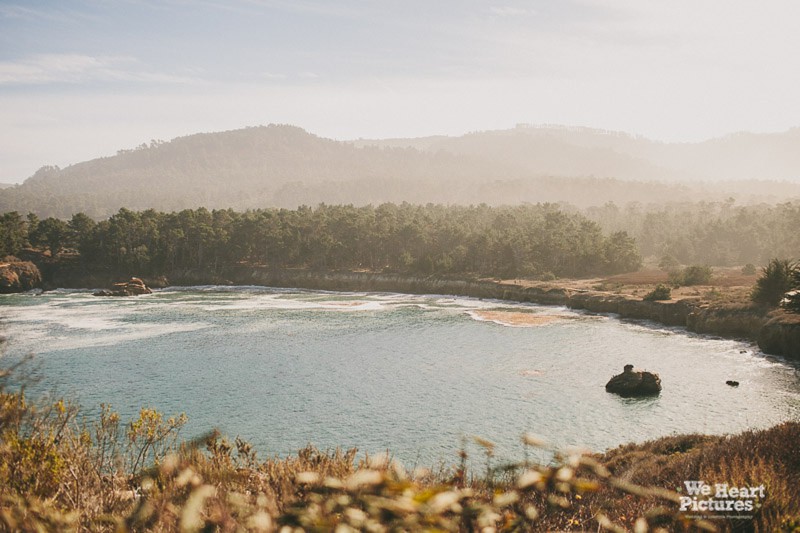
[93,277,152,297]
[0,260,42,293]
[605,364,662,396]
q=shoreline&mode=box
[210,267,800,361]
[31,263,800,360]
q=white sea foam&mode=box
[42,322,212,351]
[5,303,124,331]
[199,295,382,312]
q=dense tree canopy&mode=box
[1,203,642,278]
[6,200,800,275]
[585,200,800,266]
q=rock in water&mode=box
[94,277,153,297]
[605,364,662,397]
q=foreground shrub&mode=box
[751,258,797,306]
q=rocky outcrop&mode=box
[567,292,697,327]
[605,365,662,396]
[686,305,767,339]
[565,292,800,360]
[757,312,800,358]
[94,277,152,297]
[0,261,42,293]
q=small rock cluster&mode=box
[93,277,153,297]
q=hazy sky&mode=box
[1,0,799,182]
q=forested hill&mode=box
[3,124,800,218]
[2,125,506,218]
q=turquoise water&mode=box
[1,287,799,466]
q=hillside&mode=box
[0,125,505,218]
[358,124,800,182]
[3,124,800,218]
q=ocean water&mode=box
[1,286,798,466]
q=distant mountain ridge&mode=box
[355,124,800,182]
[2,124,800,218]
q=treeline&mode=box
[6,200,800,274]
[0,204,641,278]
[584,200,800,266]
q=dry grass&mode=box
[598,424,800,532]
[597,268,759,302]
[605,268,757,289]
[602,270,671,286]
[767,309,800,326]
[501,267,759,305]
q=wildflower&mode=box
[517,469,543,489]
[296,471,320,485]
[493,491,519,507]
[345,469,383,490]
[428,490,461,513]
[522,433,547,447]
[247,511,273,532]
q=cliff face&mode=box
[0,261,42,293]
[567,292,696,326]
[560,291,798,359]
[758,313,800,358]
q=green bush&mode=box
[669,265,713,286]
[741,263,757,275]
[752,258,797,306]
[643,284,671,301]
[658,254,680,271]
[680,265,713,285]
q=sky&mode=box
[1,0,799,183]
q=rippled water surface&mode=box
[2,287,799,465]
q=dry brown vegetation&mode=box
[504,268,760,305]
[597,268,758,301]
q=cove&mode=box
[2,286,799,466]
